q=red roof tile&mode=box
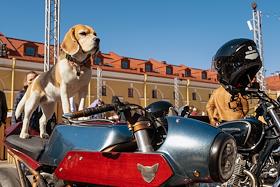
[266,75,280,91]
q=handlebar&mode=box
[62,104,117,119]
[244,86,280,106]
[62,102,144,120]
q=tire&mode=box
[0,166,21,187]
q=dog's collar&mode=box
[65,54,91,65]
[65,54,91,77]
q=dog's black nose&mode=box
[94,38,100,44]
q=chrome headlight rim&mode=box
[209,132,237,183]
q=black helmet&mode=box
[146,101,174,118]
[213,38,262,94]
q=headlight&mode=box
[209,132,237,183]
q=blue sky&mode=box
[1,0,280,76]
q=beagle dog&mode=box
[16,24,100,139]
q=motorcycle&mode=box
[1,97,237,187]
[217,85,280,187]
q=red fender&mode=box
[55,151,173,186]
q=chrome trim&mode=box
[268,108,280,130]
[222,120,252,145]
[242,123,265,152]
[241,120,251,145]
[134,130,154,152]
[243,169,256,187]
[222,119,265,152]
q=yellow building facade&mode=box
[0,57,220,122]
[0,33,221,122]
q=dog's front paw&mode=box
[19,132,30,139]
[40,133,49,139]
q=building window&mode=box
[152,89,157,98]
[202,71,207,80]
[166,66,173,75]
[128,88,133,98]
[185,69,191,77]
[0,43,7,57]
[192,92,197,100]
[145,63,153,72]
[102,85,106,96]
[25,46,36,56]
[94,57,102,65]
[121,60,130,69]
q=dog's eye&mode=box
[79,32,87,36]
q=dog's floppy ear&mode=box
[61,27,80,55]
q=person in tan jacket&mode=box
[206,86,249,126]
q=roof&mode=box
[265,75,280,91]
[0,32,218,83]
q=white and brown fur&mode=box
[16,24,99,139]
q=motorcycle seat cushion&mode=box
[5,135,47,160]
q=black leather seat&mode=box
[5,135,47,160]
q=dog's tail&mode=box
[15,93,26,119]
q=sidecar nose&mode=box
[157,116,237,184]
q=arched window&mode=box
[166,66,173,75]
[185,68,191,77]
[25,46,36,56]
[121,60,130,69]
[102,85,106,96]
[152,89,157,98]
[94,57,102,65]
[192,92,197,100]
[128,88,134,97]
[202,71,207,80]
[145,63,153,72]
[0,40,7,57]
